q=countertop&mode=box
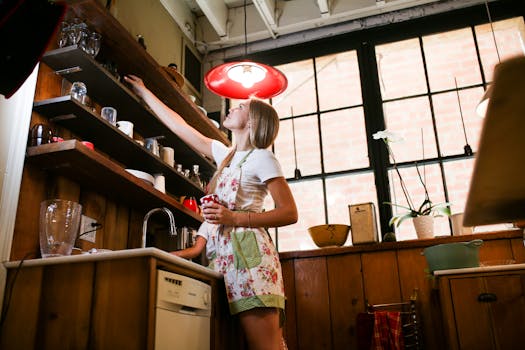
[2,247,222,279]
[434,262,525,276]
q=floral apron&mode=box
[207,150,286,316]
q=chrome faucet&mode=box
[142,207,177,248]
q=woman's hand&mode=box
[123,74,148,98]
[202,202,235,225]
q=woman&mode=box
[124,75,298,350]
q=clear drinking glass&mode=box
[67,18,88,46]
[39,199,82,258]
[101,106,117,126]
[57,21,70,47]
[70,81,87,104]
[87,32,102,57]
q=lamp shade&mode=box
[205,60,288,99]
[476,84,493,117]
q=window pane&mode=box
[325,172,379,246]
[443,159,510,233]
[383,96,438,162]
[475,17,525,83]
[275,116,321,177]
[423,28,482,91]
[277,179,325,252]
[273,59,317,117]
[388,164,449,240]
[321,107,368,172]
[317,51,362,110]
[376,38,427,100]
[433,87,485,156]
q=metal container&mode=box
[349,202,378,244]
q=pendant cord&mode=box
[454,78,470,144]
[244,0,248,57]
[485,0,501,63]
[291,108,298,169]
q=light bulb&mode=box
[227,63,266,88]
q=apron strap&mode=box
[236,149,254,168]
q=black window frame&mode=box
[226,0,525,240]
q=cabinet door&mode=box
[450,274,525,350]
[450,277,495,350]
[294,257,332,349]
[484,275,525,350]
[327,253,364,349]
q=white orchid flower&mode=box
[372,130,403,142]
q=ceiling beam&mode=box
[252,0,278,39]
[195,0,229,38]
[159,0,196,41]
[317,0,330,18]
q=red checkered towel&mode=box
[371,311,404,350]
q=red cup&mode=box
[81,141,94,150]
[200,194,219,205]
[183,197,198,213]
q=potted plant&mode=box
[373,130,451,238]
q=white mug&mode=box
[451,213,474,236]
[154,174,166,193]
[101,107,117,126]
[116,121,133,138]
[161,146,175,167]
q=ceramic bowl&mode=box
[125,169,154,186]
[308,224,350,248]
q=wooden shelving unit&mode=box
[26,140,202,227]
[39,46,216,174]
[33,95,205,198]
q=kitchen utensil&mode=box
[125,169,154,186]
[145,136,164,156]
[422,239,483,272]
[70,81,87,104]
[160,146,174,166]
[200,194,219,205]
[29,123,53,146]
[308,224,350,248]
[81,141,94,150]
[450,213,474,236]
[116,120,133,137]
[183,197,198,213]
[39,199,82,258]
[154,173,166,193]
[101,106,117,126]
[349,202,378,244]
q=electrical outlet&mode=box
[80,215,98,243]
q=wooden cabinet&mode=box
[279,230,524,350]
[0,252,237,350]
[437,268,525,350]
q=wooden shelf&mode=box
[26,140,203,227]
[33,95,205,198]
[40,46,217,175]
[59,0,229,146]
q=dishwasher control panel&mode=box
[156,270,211,316]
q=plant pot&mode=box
[413,215,434,239]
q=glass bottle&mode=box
[190,165,203,189]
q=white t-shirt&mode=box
[211,140,283,212]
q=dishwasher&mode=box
[155,270,212,350]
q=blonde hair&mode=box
[207,99,280,193]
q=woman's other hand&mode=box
[124,74,148,98]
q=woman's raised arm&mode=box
[124,74,214,158]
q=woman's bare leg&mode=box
[238,308,280,350]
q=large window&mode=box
[242,5,524,251]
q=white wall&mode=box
[0,65,39,309]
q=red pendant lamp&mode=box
[204,0,287,99]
